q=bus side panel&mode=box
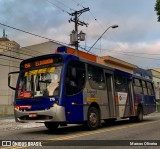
[134,94,156,115]
[82,88,111,121]
[65,92,84,123]
[143,95,156,115]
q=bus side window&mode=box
[115,75,127,92]
[87,65,105,90]
[65,60,85,95]
[147,82,154,96]
[133,78,143,94]
[142,81,148,95]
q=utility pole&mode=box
[69,8,89,56]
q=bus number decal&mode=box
[87,89,97,98]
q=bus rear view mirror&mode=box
[8,71,20,90]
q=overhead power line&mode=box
[46,0,70,14]
[71,0,98,21]
[106,49,160,56]
[0,56,20,63]
[72,0,85,8]
[105,50,160,60]
[1,15,158,62]
[80,43,160,56]
[0,43,36,57]
[79,44,160,61]
[78,45,97,56]
[0,53,24,60]
[0,43,46,60]
[0,22,69,47]
[1,22,159,61]
[21,46,45,55]
[54,0,75,11]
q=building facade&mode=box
[149,69,160,100]
[97,56,137,74]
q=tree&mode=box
[155,0,160,22]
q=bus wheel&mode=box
[86,106,100,130]
[136,107,143,122]
[130,107,143,122]
[44,122,59,130]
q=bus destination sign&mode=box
[22,57,62,69]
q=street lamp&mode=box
[87,24,118,53]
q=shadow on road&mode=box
[20,117,157,136]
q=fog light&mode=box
[53,103,58,107]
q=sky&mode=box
[0,0,160,69]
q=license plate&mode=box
[29,113,37,117]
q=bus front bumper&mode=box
[14,106,66,123]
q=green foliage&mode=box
[155,0,160,22]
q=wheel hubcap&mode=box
[89,112,97,126]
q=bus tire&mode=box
[44,122,59,130]
[130,107,143,122]
[136,106,143,122]
[85,106,100,130]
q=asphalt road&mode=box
[0,113,160,149]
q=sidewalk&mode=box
[0,115,14,120]
[146,111,160,117]
[0,116,43,131]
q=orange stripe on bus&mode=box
[67,47,97,62]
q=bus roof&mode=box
[21,53,154,81]
[20,53,134,78]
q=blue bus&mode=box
[8,53,156,130]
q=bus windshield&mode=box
[17,66,62,99]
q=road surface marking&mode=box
[48,119,160,141]
[2,119,160,149]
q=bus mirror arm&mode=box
[8,71,20,90]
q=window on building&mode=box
[87,65,105,90]
[115,74,128,92]
[133,78,143,94]
[65,60,85,95]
